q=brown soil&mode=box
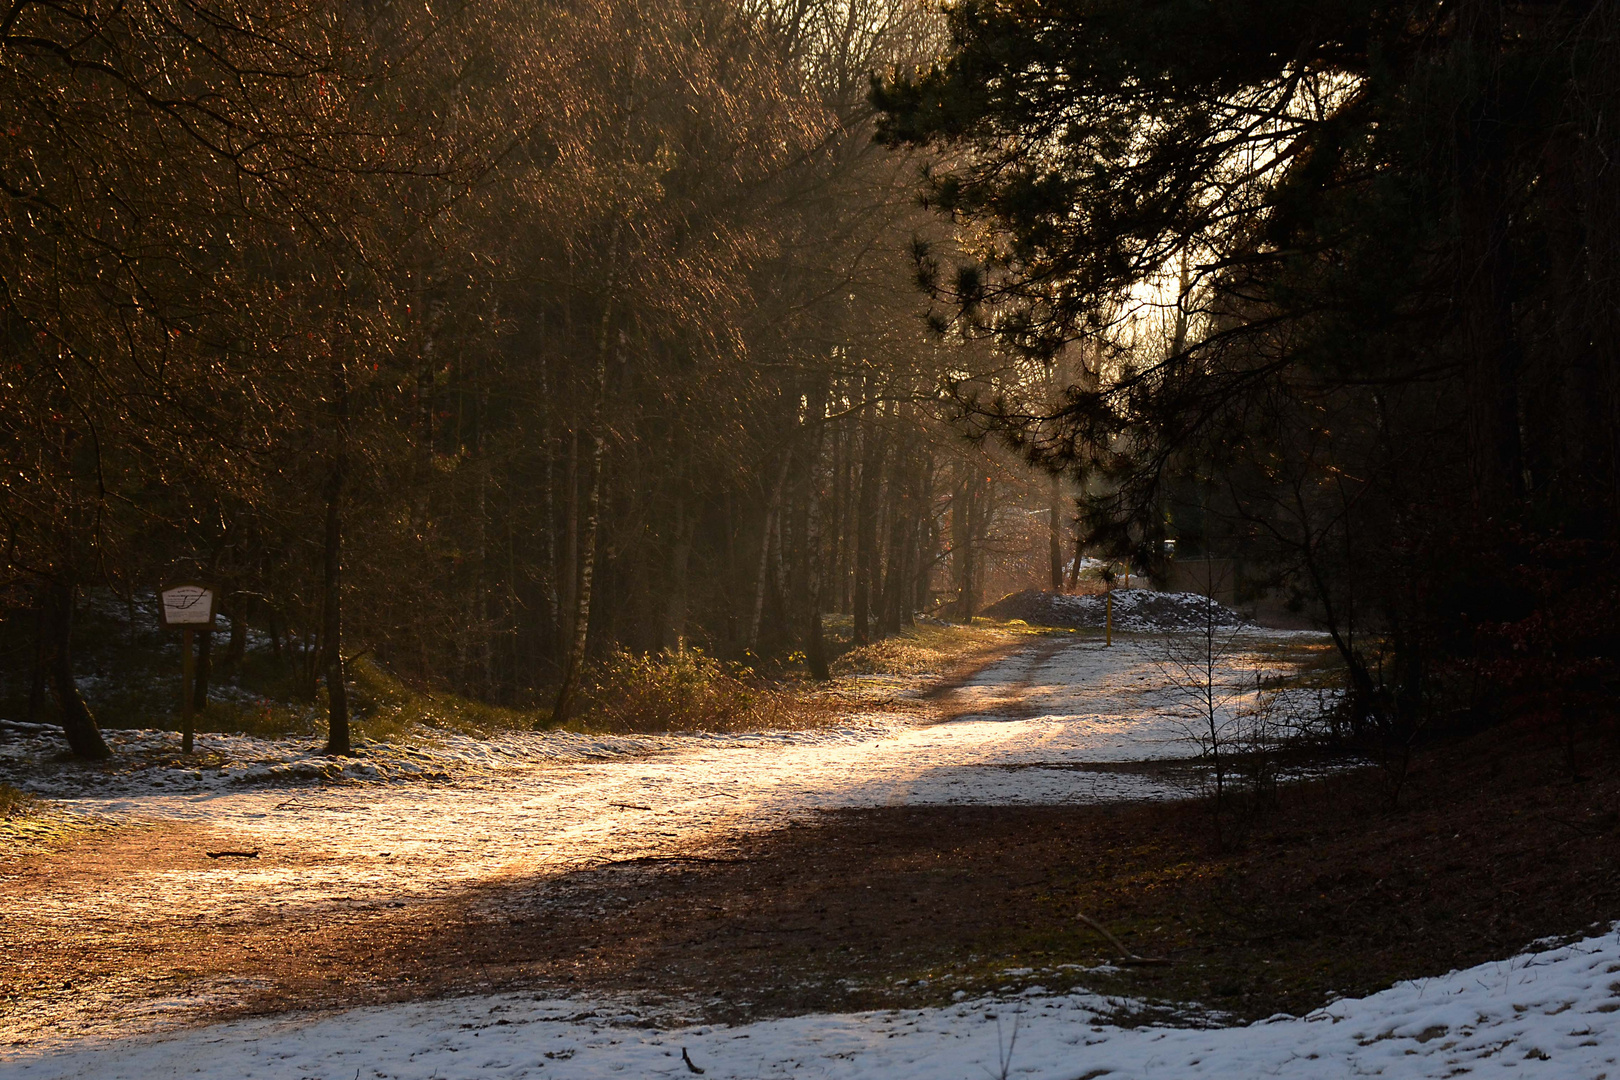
[5,720,1618,1043]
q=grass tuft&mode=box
[0,782,37,818]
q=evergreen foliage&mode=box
[875,0,1620,735]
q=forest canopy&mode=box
[4,0,1614,759]
[0,0,1071,757]
[874,0,1620,735]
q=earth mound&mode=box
[983,588,1250,633]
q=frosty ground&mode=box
[10,929,1620,1079]
[4,621,1614,1078]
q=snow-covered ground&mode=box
[5,628,1456,1077]
[5,927,1618,1079]
[985,589,1274,633]
[3,634,1326,921]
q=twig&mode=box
[1074,910,1172,965]
[205,850,260,859]
[681,1047,706,1074]
[608,802,654,811]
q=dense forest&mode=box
[0,0,1076,758]
[876,0,1620,745]
[4,0,1617,761]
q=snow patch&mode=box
[986,588,1250,633]
[7,926,1620,1079]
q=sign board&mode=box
[160,583,216,628]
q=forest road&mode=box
[0,628,1318,1048]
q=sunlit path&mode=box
[0,631,1323,1048]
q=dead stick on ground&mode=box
[1075,910,1172,965]
[205,850,260,859]
[608,802,655,811]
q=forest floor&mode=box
[3,626,1619,1079]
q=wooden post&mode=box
[181,626,195,753]
[161,582,215,752]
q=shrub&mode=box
[576,648,794,733]
[0,783,37,818]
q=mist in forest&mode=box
[3,0,1617,759]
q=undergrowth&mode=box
[832,620,1030,677]
[570,648,836,734]
[344,658,533,740]
[2,596,1015,745]
[0,782,36,818]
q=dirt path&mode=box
[0,631,1319,1049]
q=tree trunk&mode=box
[912,455,936,616]
[952,468,980,621]
[226,597,248,667]
[852,408,887,645]
[1049,474,1065,592]
[561,427,580,651]
[1456,0,1526,516]
[26,590,47,723]
[323,351,352,755]
[832,412,852,613]
[193,623,212,710]
[804,378,831,680]
[540,338,560,660]
[878,449,911,636]
[268,604,284,663]
[41,580,110,759]
[552,301,613,726]
[749,453,792,653]
[662,497,694,651]
[807,610,830,681]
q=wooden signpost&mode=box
[160,583,216,753]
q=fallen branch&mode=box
[1074,910,1172,966]
[608,802,655,811]
[682,1047,705,1074]
[205,850,260,859]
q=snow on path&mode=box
[1,630,1335,1056]
[0,634,1328,932]
[6,927,1618,1080]
[8,634,1309,922]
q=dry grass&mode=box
[343,657,535,740]
[0,781,36,818]
[345,649,850,739]
[832,620,1030,677]
[571,648,843,734]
